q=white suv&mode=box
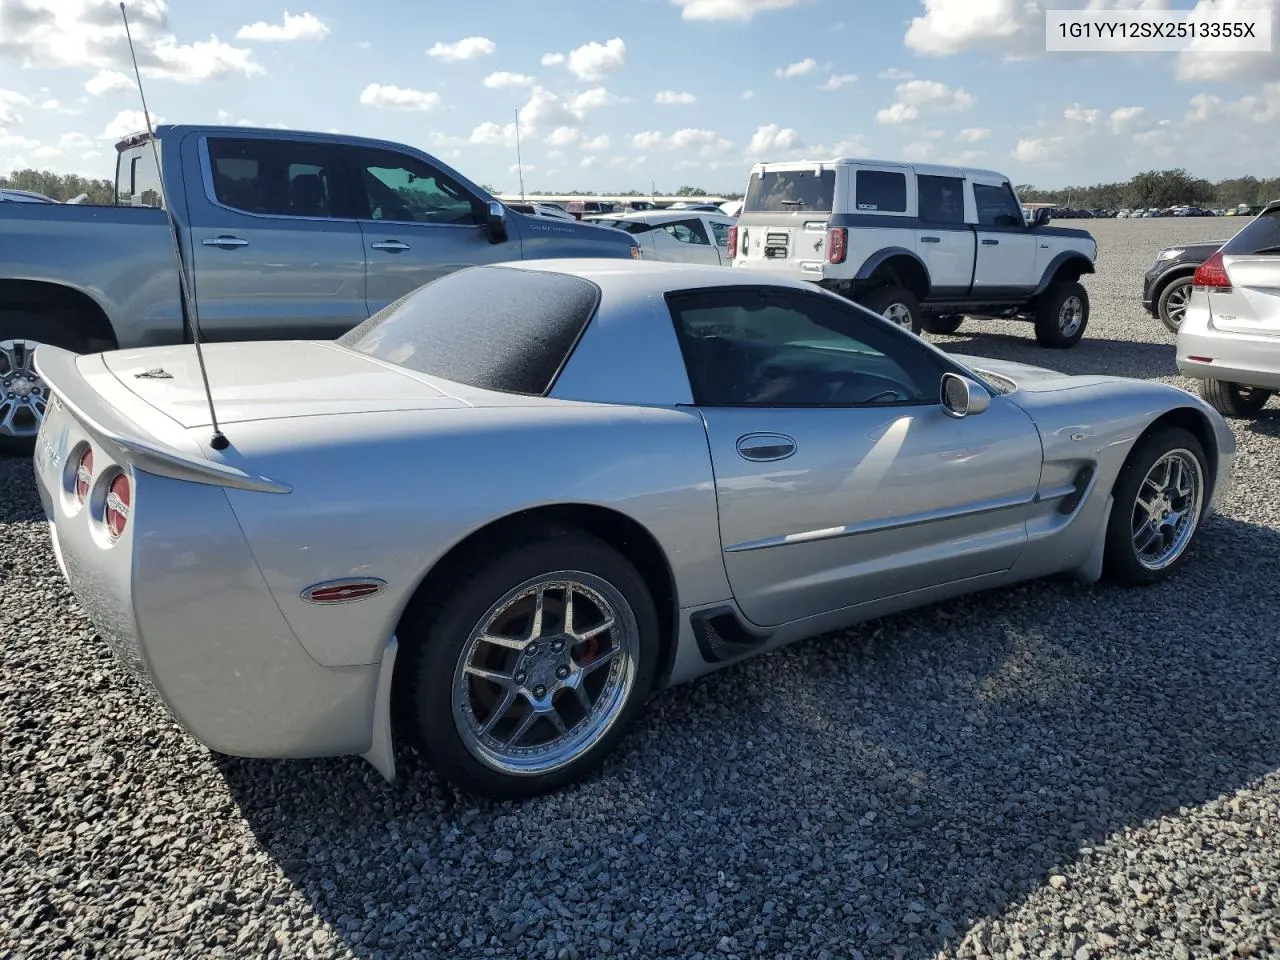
[1176,200,1280,417]
[728,159,1099,348]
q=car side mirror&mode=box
[486,200,508,244]
[1031,207,1051,227]
[940,373,991,418]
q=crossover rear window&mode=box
[1222,208,1280,256]
[744,169,836,213]
[337,266,601,395]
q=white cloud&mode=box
[0,1,263,84]
[1186,92,1221,122]
[101,108,163,142]
[566,38,626,81]
[670,0,809,20]
[1109,105,1146,132]
[0,89,30,124]
[518,86,580,132]
[581,155,599,168]
[820,73,857,90]
[548,126,582,146]
[630,127,734,156]
[510,162,535,175]
[833,134,870,156]
[902,140,935,161]
[1188,81,1280,124]
[878,68,915,80]
[215,109,256,127]
[633,130,665,150]
[741,89,756,99]
[540,52,565,66]
[58,131,93,150]
[958,126,990,142]
[775,57,816,78]
[581,133,611,150]
[236,11,329,42]
[359,83,441,111]
[84,70,134,96]
[570,87,619,112]
[876,79,974,124]
[470,121,516,146]
[1013,135,1067,165]
[1064,103,1101,126]
[655,89,696,105]
[1175,0,1280,81]
[483,71,535,89]
[427,37,496,61]
[747,123,804,156]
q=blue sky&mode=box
[1,0,1277,194]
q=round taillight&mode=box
[104,473,131,541]
[74,448,94,504]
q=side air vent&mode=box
[1059,465,1095,515]
[691,607,774,664]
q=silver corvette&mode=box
[32,259,1235,799]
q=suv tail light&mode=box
[727,225,738,259]
[1193,250,1232,291]
[74,448,93,504]
[827,226,847,264]
[104,473,131,541]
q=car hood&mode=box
[99,340,470,428]
[958,356,1118,393]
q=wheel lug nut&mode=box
[556,665,569,680]
[533,685,546,698]
[514,671,527,685]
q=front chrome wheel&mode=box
[883,302,914,330]
[451,572,639,776]
[1161,281,1191,330]
[1130,448,1204,571]
[0,339,48,440]
[1058,295,1085,339]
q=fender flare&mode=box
[853,246,931,291]
[1034,253,1096,295]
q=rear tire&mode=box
[0,311,88,458]
[1198,379,1273,418]
[1033,281,1089,348]
[396,529,660,800]
[922,314,963,335]
[857,285,923,335]
[1102,426,1208,586]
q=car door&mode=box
[667,286,1044,628]
[348,146,520,314]
[185,135,369,340]
[970,176,1039,298]
[705,216,734,265]
[651,217,722,265]
[914,173,973,298]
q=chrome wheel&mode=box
[0,339,47,439]
[1058,295,1084,338]
[883,302,914,330]
[1131,448,1204,571]
[1162,283,1190,328]
[451,572,639,776]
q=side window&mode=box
[708,220,732,246]
[667,289,943,407]
[207,137,337,218]
[662,219,710,245]
[917,175,964,224]
[973,182,1024,227]
[854,169,907,213]
[355,149,481,225]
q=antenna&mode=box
[119,2,228,451]
[514,107,526,202]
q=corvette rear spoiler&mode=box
[34,345,292,495]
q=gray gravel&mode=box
[4,217,1280,960]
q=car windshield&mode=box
[337,266,601,395]
[743,169,836,213]
[1222,209,1280,255]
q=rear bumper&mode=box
[1176,314,1280,390]
[35,408,382,763]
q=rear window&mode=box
[744,169,836,213]
[1222,209,1280,255]
[336,266,600,395]
[854,170,907,214]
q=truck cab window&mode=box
[355,150,481,226]
[207,138,336,218]
[973,182,1024,227]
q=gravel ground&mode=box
[5,217,1280,960]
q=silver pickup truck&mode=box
[0,123,640,453]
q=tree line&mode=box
[6,165,1273,210]
[1015,169,1279,211]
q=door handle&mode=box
[202,235,249,248]
[981,238,999,245]
[736,432,797,462]
[920,236,941,243]
[1040,243,1050,248]
[371,240,411,252]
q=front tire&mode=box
[397,529,659,800]
[1156,275,1193,333]
[1199,379,1273,418]
[1033,281,1089,348]
[858,285,923,335]
[1102,426,1209,586]
[922,314,964,335]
